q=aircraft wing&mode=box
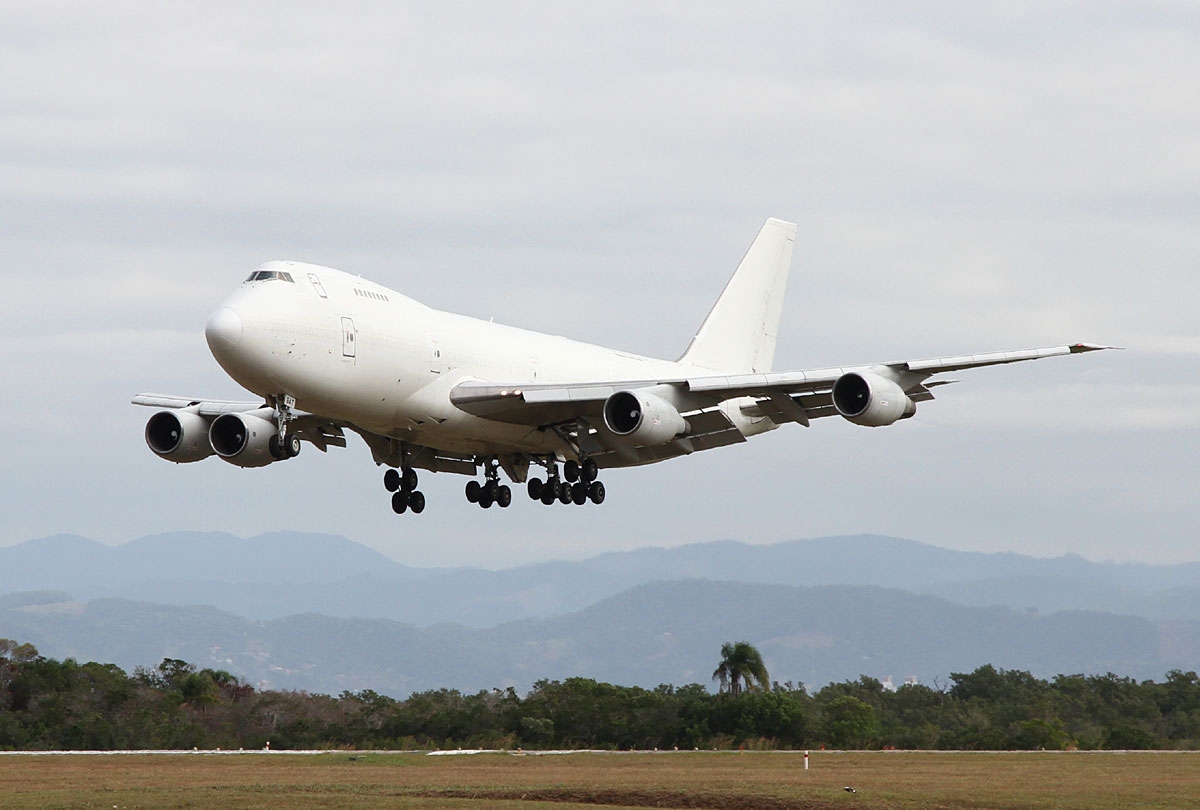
[131,393,349,451]
[683,342,1115,424]
[130,394,475,471]
[131,393,265,415]
[450,342,1115,432]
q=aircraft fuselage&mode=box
[205,261,749,460]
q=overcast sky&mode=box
[2,2,1196,568]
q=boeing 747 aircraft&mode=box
[134,218,1111,515]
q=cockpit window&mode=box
[245,270,295,283]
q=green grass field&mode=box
[1,750,1198,810]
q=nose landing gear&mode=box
[268,432,302,460]
[268,394,302,461]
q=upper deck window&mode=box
[245,270,295,283]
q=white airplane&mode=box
[134,218,1111,515]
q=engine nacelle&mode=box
[209,409,279,467]
[832,371,916,427]
[602,390,688,446]
[145,410,214,463]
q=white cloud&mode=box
[1,1,1197,565]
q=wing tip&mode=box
[1069,342,1123,353]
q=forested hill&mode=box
[4,580,1197,697]
[5,532,1199,697]
[4,532,1200,627]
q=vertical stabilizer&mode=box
[679,218,796,373]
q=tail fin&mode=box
[678,217,796,373]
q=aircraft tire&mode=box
[571,482,588,505]
[497,485,512,508]
[409,490,426,514]
[269,434,285,460]
[588,481,606,505]
[384,469,401,492]
[564,460,580,482]
[540,487,557,506]
[558,482,572,505]
[479,491,494,509]
[391,491,409,514]
[527,478,543,500]
[581,458,598,483]
[286,434,302,458]
[402,468,418,491]
[465,480,481,503]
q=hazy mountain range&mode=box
[2,532,1198,696]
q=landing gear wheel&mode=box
[558,481,573,505]
[465,480,481,503]
[479,490,494,509]
[581,458,598,483]
[497,485,512,508]
[286,434,302,458]
[384,469,401,493]
[541,487,557,506]
[564,460,580,482]
[402,468,419,491]
[269,434,285,460]
[391,491,409,514]
[527,478,543,500]
[571,482,588,505]
[408,490,425,514]
[588,481,606,505]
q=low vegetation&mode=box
[2,639,1199,751]
[4,751,1200,810]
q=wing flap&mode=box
[687,426,748,451]
[291,418,347,452]
[684,408,736,435]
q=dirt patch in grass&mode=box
[416,786,841,809]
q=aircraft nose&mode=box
[205,306,243,354]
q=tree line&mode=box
[2,639,1199,751]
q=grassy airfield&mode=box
[1,750,1198,809]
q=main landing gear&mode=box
[526,456,605,507]
[384,467,425,515]
[465,458,512,509]
[386,455,607,514]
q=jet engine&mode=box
[208,409,279,467]
[602,390,687,446]
[144,410,214,463]
[831,371,916,427]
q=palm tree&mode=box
[712,641,770,696]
